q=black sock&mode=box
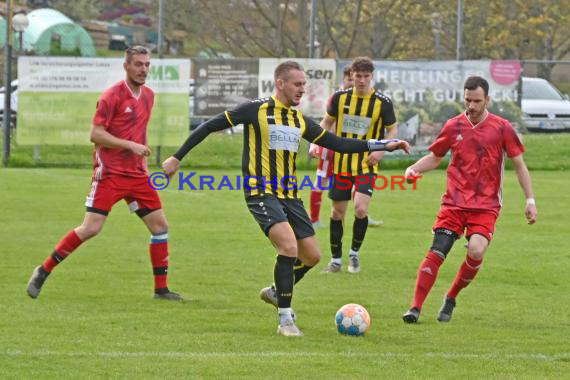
[330,218,343,259]
[351,216,368,252]
[293,258,314,284]
[274,255,296,308]
[154,287,170,294]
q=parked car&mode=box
[0,79,18,129]
[522,76,570,132]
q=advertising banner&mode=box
[17,57,190,146]
[259,58,336,118]
[337,60,522,148]
[192,58,258,117]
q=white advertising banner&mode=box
[17,56,190,145]
[337,59,522,149]
[259,58,337,118]
[371,60,521,103]
[18,57,189,94]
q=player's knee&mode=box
[303,252,321,266]
[331,208,345,220]
[151,220,168,235]
[467,234,488,260]
[77,223,103,240]
[430,228,458,258]
[354,206,368,219]
[467,244,486,260]
[279,242,298,257]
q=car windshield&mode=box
[523,80,565,100]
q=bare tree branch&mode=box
[240,22,276,57]
[321,0,341,57]
[344,0,363,57]
[251,0,298,51]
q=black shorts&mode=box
[328,173,376,201]
[246,195,315,239]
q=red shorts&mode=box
[85,175,162,215]
[316,147,334,178]
[432,206,498,241]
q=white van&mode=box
[522,77,570,131]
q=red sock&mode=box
[411,250,444,310]
[150,233,169,290]
[42,230,83,272]
[447,255,483,299]
[309,190,323,223]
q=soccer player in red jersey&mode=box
[26,46,184,301]
[402,76,538,323]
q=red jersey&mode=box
[91,80,154,178]
[429,111,525,215]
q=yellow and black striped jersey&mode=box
[173,96,375,199]
[225,96,327,199]
[327,87,396,175]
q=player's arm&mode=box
[90,95,150,156]
[309,114,336,158]
[511,154,537,224]
[367,124,397,165]
[304,118,409,154]
[406,120,452,182]
[162,112,232,177]
[309,93,338,157]
[319,114,336,132]
[90,124,150,156]
[404,152,443,182]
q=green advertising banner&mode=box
[17,57,190,146]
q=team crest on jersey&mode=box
[456,134,463,141]
[269,124,300,152]
[125,106,133,113]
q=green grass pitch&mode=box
[0,168,568,378]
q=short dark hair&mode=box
[343,66,352,77]
[274,61,304,81]
[464,76,489,96]
[351,57,374,73]
[125,45,150,62]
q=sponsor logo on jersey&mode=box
[342,114,372,135]
[269,124,301,152]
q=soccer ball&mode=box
[335,303,371,336]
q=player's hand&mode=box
[162,156,181,178]
[129,142,151,156]
[366,151,382,165]
[387,139,410,153]
[308,143,321,158]
[405,166,421,184]
[525,204,538,224]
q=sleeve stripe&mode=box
[312,129,327,144]
[325,112,336,119]
[224,111,235,127]
[385,123,396,130]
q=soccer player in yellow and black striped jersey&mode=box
[162,61,409,336]
[320,57,398,275]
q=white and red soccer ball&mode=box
[335,303,371,336]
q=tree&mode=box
[458,0,570,79]
[50,0,104,22]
